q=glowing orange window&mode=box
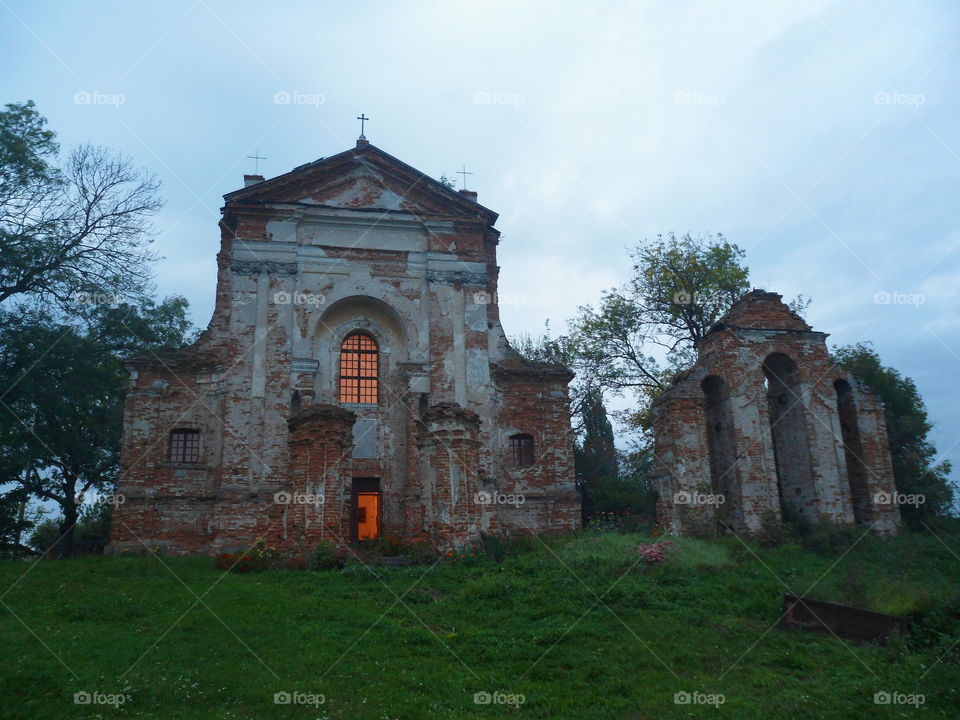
[339,333,378,404]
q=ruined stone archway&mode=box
[835,378,871,523]
[763,352,818,523]
[701,375,741,530]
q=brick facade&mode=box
[108,141,581,555]
[653,290,900,537]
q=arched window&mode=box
[169,428,200,463]
[339,332,378,404]
[509,433,535,467]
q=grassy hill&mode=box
[1,527,958,719]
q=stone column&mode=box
[417,403,482,549]
[281,404,356,548]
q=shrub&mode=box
[309,541,345,570]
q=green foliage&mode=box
[2,529,958,718]
[570,232,749,435]
[0,100,58,195]
[0,300,194,557]
[832,342,956,525]
[0,487,33,557]
[309,541,345,570]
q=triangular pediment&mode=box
[224,143,498,224]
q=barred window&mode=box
[509,434,535,467]
[339,333,378,404]
[169,428,200,463]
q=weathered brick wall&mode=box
[108,141,581,556]
[654,290,901,537]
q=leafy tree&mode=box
[574,389,617,517]
[0,299,194,558]
[0,487,35,557]
[833,342,956,527]
[571,232,749,434]
[0,100,161,306]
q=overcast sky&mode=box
[3,0,958,479]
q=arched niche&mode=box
[763,352,817,522]
[313,295,408,404]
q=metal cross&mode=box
[457,164,473,190]
[246,148,266,174]
[357,113,369,138]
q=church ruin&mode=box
[653,290,901,536]
[107,139,580,556]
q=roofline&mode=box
[223,142,499,226]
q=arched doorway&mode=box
[701,375,739,530]
[835,379,870,523]
[763,353,817,523]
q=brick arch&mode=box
[312,295,409,404]
[309,292,416,351]
[762,351,818,522]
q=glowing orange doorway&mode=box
[351,479,380,541]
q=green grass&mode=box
[1,529,959,719]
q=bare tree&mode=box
[0,102,161,305]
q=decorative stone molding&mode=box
[229,260,298,276]
[426,269,488,286]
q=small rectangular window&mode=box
[169,429,201,463]
[509,434,535,467]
